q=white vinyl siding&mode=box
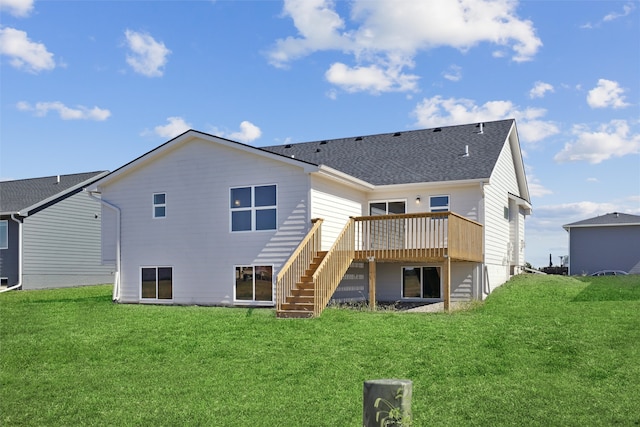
[101,137,310,305]
[21,191,114,289]
[310,175,365,251]
[484,135,521,291]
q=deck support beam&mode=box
[368,257,376,311]
[443,256,451,312]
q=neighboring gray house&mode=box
[0,172,114,290]
[563,212,640,276]
[88,119,531,317]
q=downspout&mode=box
[479,181,489,298]
[0,214,24,292]
[86,190,121,301]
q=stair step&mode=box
[276,310,314,319]
[285,296,313,304]
[280,302,314,311]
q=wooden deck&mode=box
[276,213,483,318]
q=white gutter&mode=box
[1,214,23,292]
[86,190,121,301]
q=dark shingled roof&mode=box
[564,212,640,228]
[0,171,107,215]
[263,119,515,186]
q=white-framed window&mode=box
[369,200,406,216]
[0,220,7,249]
[401,266,441,299]
[234,265,273,303]
[141,266,173,300]
[429,195,449,213]
[230,185,277,232]
[153,193,166,218]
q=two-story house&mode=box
[87,119,531,317]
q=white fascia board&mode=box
[374,178,488,193]
[20,171,110,216]
[86,130,319,192]
[563,222,640,230]
[508,192,533,215]
[314,165,375,191]
[508,121,531,204]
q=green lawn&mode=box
[1,274,639,426]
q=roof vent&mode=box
[315,148,321,153]
[56,175,60,184]
[393,132,401,137]
[433,128,442,132]
[477,123,484,134]
[462,145,469,157]
[355,136,363,141]
[285,144,292,148]
[320,140,327,145]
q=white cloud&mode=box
[412,95,560,143]
[152,117,191,139]
[587,79,630,109]
[527,174,553,198]
[325,62,418,93]
[214,121,262,143]
[124,29,171,77]
[442,64,462,82]
[581,2,635,29]
[17,101,111,121]
[0,27,55,73]
[529,81,554,99]
[268,0,541,94]
[603,2,635,22]
[554,120,640,164]
[0,0,34,17]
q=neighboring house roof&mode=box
[563,212,640,230]
[263,119,516,186]
[0,171,108,216]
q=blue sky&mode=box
[1,0,638,268]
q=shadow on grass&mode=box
[25,295,113,304]
[572,278,640,302]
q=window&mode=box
[230,185,276,232]
[235,265,273,302]
[369,200,406,216]
[141,267,172,300]
[402,266,441,299]
[504,206,510,220]
[0,220,7,249]
[429,195,449,213]
[153,193,166,218]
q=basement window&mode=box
[141,267,173,300]
[235,265,273,303]
[402,266,441,299]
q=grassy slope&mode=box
[1,274,639,426]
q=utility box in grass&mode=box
[363,379,412,426]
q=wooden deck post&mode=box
[443,256,450,312]
[368,257,376,311]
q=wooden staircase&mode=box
[276,251,327,318]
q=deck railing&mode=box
[276,213,483,317]
[275,218,323,312]
[311,218,356,315]
[352,212,482,262]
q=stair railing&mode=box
[312,218,356,316]
[276,218,323,313]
